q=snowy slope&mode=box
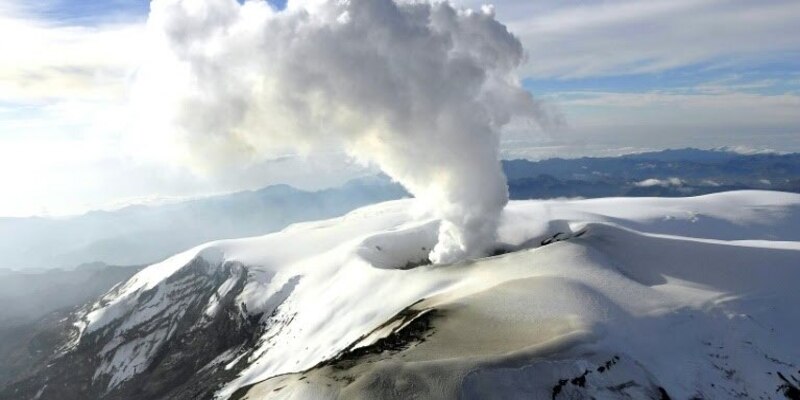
[28,190,800,399]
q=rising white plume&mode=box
[134,0,551,264]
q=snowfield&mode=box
[72,191,800,399]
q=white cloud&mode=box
[635,177,684,187]
[559,90,800,122]
[0,11,145,104]
[496,87,800,161]
[458,0,800,78]
[716,145,786,155]
[134,0,551,263]
[1,0,799,219]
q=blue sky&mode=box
[0,0,799,216]
[10,0,150,24]
[524,60,800,96]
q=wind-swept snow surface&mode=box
[29,191,800,400]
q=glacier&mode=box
[8,190,800,400]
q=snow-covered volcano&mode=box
[7,191,800,400]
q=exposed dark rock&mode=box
[778,371,800,400]
[229,301,439,400]
[658,386,672,400]
[0,259,266,400]
[317,304,438,370]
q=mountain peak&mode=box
[6,191,799,399]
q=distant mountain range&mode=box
[1,148,798,270]
[1,149,799,399]
[4,191,799,400]
[0,177,407,270]
[505,147,800,199]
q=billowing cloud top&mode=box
[135,0,550,263]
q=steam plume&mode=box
[135,0,549,263]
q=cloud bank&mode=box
[475,0,800,79]
[635,177,683,188]
[135,0,548,263]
